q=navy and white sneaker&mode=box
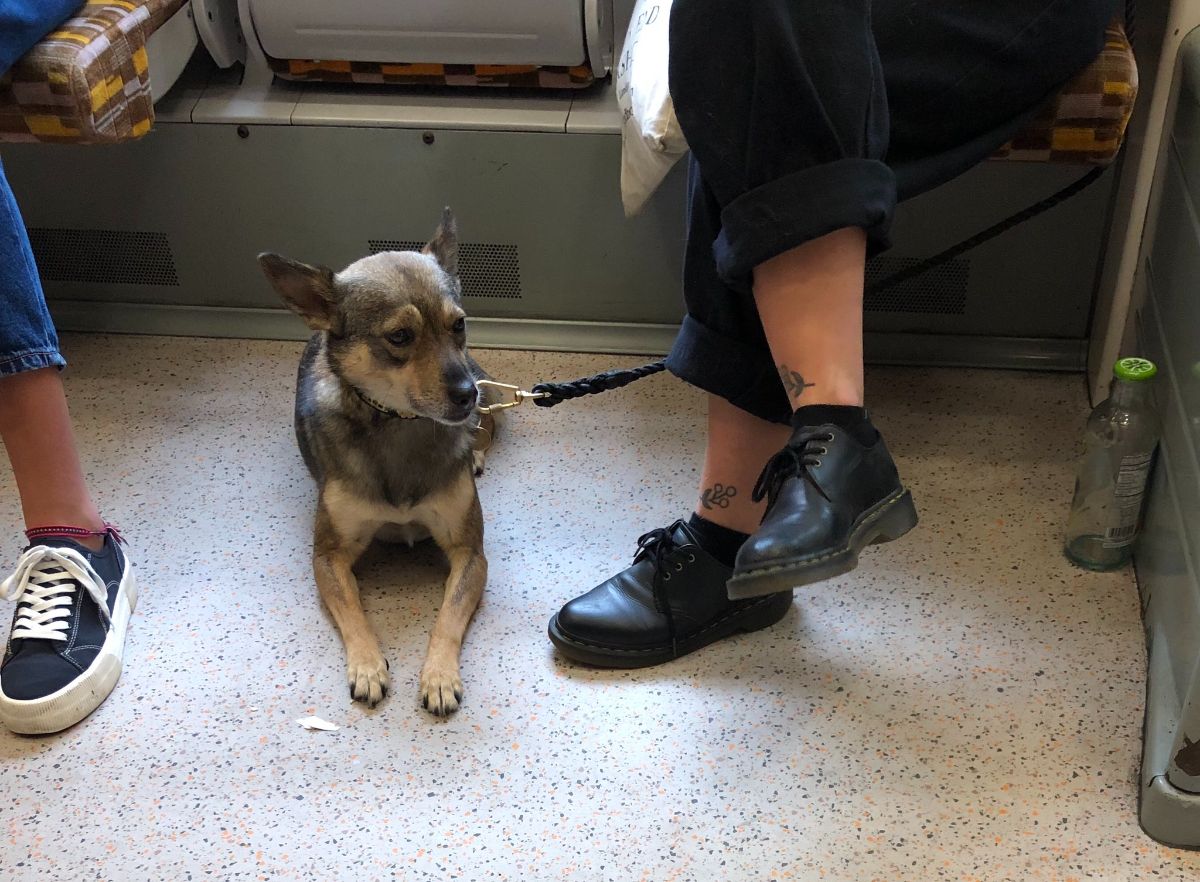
[0,533,136,734]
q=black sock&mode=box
[791,404,878,446]
[687,513,748,568]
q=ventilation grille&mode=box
[367,240,521,299]
[864,256,969,314]
[28,228,179,286]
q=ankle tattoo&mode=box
[778,364,815,401]
[699,483,738,510]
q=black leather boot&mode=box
[548,520,793,668]
[727,419,918,599]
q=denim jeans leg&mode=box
[0,160,65,378]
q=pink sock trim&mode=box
[24,523,125,545]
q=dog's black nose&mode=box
[448,380,478,411]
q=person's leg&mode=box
[662,0,912,600]
[547,178,799,669]
[666,0,1117,418]
[674,150,875,553]
[0,158,104,549]
[727,0,1117,596]
[679,165,794,538]
[695,395,788,536]
[0,0,105,545]
[752,228,867,410]
[664,0,896,563]
[549,0,1118,664]
[548,0,889,667]
[0,370,106,550]
[0,160,136,734]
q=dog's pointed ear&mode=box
[257,253,337,331]
[423,207,458,278]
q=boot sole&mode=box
[0,563,138,735]
[726,489,918,600]
[547,590,794,669]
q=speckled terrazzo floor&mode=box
[1,333,1196,881]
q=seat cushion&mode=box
[993,17,1137,164]
[0,0,188,144]
[268,58,596,89]
[274,19,1134,160]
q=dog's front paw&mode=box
[419,665,464,717]
[346,647,390,708]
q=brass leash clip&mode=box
[475,380,550,414]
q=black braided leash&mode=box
[528,159,1110,407]
[531,360,667,407]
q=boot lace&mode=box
[634,521,704,657]
[751,431,836,510]
[634,522,687,613]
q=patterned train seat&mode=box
[0,0,188,144]
[0,7,1136,164]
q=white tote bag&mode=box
[616,0,688,216]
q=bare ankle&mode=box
[777,365,863,409]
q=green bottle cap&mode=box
[1114,357,1157,382]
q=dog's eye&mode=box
[452,317,466,335]
[386,329,414,347]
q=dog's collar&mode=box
[350,385,422,420]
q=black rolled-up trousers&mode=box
[664,0,1118,423]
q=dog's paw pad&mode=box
[419,668,464,717]
[347,652,391,708]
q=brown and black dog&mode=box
[258,209,498,716]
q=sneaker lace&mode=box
[1,546,111,642]
[751,431,836,510]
